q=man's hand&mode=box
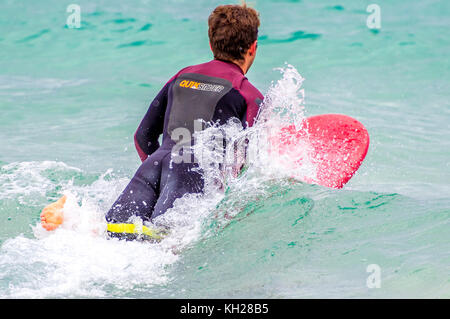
[40,196,67,231]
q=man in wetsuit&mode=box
[41,4,264,239]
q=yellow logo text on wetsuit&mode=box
[179,80,225,93]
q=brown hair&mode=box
[208,4,260,62]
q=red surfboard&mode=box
[270,114,370,189]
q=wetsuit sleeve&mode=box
[134,81,171,162]
[240,79,264,128]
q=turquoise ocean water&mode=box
[0,0,449,298]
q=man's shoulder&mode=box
[238,77,264,101]
[174,61,214,76]
[165,61,211,84]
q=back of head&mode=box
[208,4,260,62]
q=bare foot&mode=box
[40,196,67,231]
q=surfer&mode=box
[40,4,264,240]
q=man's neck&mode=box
[231,59,248,75]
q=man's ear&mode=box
[249,40,258,56]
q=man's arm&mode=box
[134,81,171,162]
[235,80,264,176]
[240,79,264,128]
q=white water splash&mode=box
[191,63,317,189]
[246,64,317,182]
[0,161,81,204]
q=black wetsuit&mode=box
[105,59,263,239]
